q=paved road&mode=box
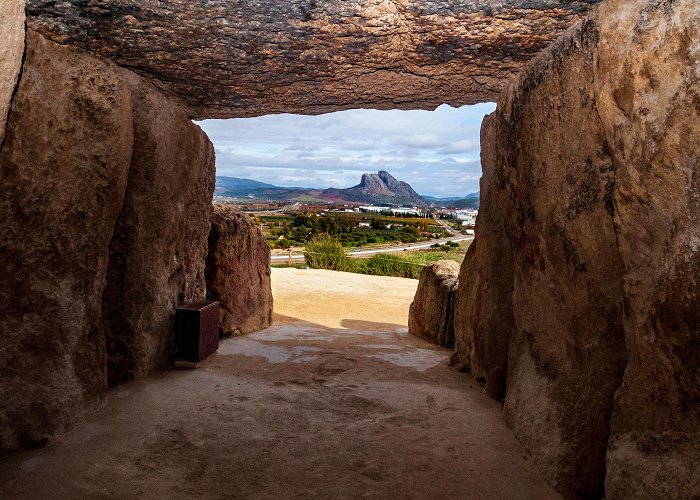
[255,202,301,215]
[271,235,474,262]
[432,216,462,237]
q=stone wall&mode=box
[205,206,273,337]
[456,0,700,497]
[102,76,215,385]
[0,29,214,451]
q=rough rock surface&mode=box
[593,1,700,498]
[25,0,601,118]
[496,16,628,499]
[0,30,134,450]
[456,0,700,497]
[451,114,513,400]
[327,170,427,207]
[102,78,215,386]
[205,206,273,337]
[0,29,217,450]
[0,0,25,146]
[409,260,459,348]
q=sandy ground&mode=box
[0,268,558,499]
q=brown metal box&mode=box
[174,300,220,362]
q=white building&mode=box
[359,206,422,216]
[456,209,478,225]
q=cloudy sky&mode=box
[197,102,495,198]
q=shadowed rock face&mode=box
[451,113,513,400]
[456,0,700,497]
[0,29,134,450]
[409,260,459,348]
[0,29,216,450]
[25,0,600,118]
[102,77,215,386]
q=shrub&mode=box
[358,254,422,279]
[304,235,353,272]
[304,236,424,279]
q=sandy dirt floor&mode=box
[0,268,558,499]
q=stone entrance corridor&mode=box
[0,268,556,499]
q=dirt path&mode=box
[0,268,558,499]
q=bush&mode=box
[359,254,422,279]
[276,239,292,249]
[303,236,424,278]
[304,235,353,272]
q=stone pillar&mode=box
[592,2,700,498]
[205,205,273,337]
[452,113,514,400]
[456,0,699,497]
[0,30,134,450]
[102,76,215,386]
[0,29,216,450]
[408,260,459,348]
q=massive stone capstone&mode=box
[25,0,601,118]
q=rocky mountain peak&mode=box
[351,171,426,206]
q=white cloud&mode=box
[196,102,495,197]
[441,139,481,154]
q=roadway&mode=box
[271,235,474,262]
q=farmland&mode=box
[256,211,451,250]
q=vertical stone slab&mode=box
[0,30,133,450]
[591,1,700,498]
[102,76,215,385]
[473,0,699,497]
[494,17,628,499]
[205,205,273,337]
[0,0,25,146]
[409,260,459,348]
[452,113,514,399]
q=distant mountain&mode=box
[423,192,479,202]
[214,177,280,197]
[449,195,480,209]
[425,191,480,209]
[214,172,478,208]
[322,171,427,207]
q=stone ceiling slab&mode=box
[26,1,601,118]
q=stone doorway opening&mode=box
[195,104,492,344]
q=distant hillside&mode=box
[425,192,480,209]
[214,172,478,208]
[423,192,479,202]
[214,177,280,197]
[450,195,480,209]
